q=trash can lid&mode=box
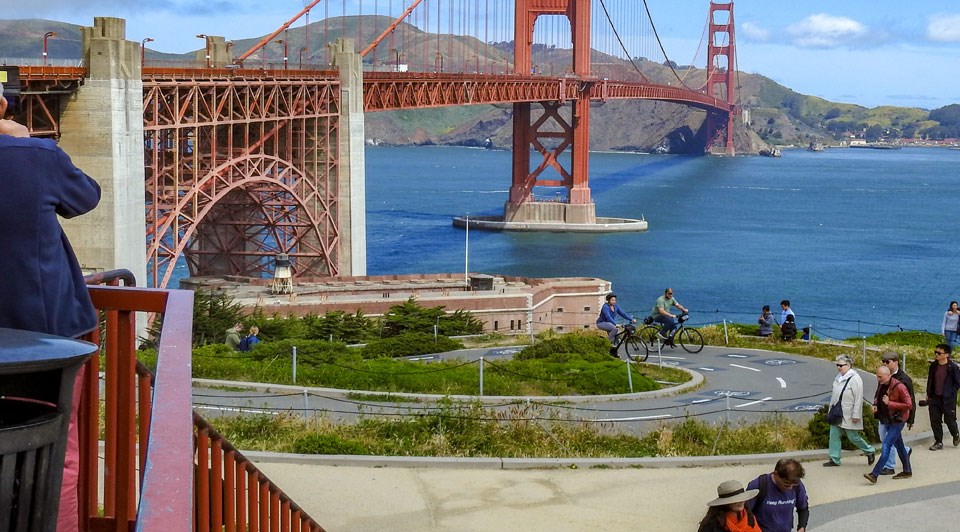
[0,328,97,373]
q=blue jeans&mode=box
[597,321,617,344]
[871,422,911,476]
[946,330,960,348]
[654,314,678,337]
[878,422,911,469]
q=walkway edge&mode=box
[244,433,935,470]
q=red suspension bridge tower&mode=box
[509,0,596,225]
[705,1,738,156]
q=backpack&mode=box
[239,335,251,352]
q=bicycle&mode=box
[611,323,650,363]
[638,313,704,355]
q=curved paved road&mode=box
[192,345,882,431]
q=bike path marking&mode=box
[729,363,761,372]
[736,397,772,408]
[776,377,787,388]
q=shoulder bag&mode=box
[826,377,851,426]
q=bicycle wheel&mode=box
[624,335,648,362]
[638,326,662,357]
[677,327,704,354]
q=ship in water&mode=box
[759,147,782,157]
[808,141,824,152]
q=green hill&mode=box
[2,17,955,152]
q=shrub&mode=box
[359,332,464,359]
[514,331,610,362]
[807,403,879,449]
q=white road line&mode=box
[730,363,761,372]
[691,399,714,404]
[736,397,772,408]
[776,377,787,388]
[661,356,686,360]
[593,414,673,422]
[727,354,749,358]
[698,367,715,372]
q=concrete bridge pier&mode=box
[58,17,147,287]
[332,38,367,276]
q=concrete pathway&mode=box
[250,425,958,532]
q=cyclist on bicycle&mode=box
[597,293,636,355]
[650,288,688,344]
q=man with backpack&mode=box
[745,458,809,532]
[239,325,260,352]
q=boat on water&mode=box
[849,143,901,150]
[808,141,824,152]
[759,147,782,157]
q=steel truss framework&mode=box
[142,74,341,288]
[16,67,86,138]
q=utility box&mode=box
[469,274,494,291]
[0,328,96,532]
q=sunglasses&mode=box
[836,363,848,367]
[935,351,947,356]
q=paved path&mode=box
[250,427,956,531]
[192,345,873,430]
[192,345,955,531]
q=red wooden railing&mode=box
[79,270,324,531]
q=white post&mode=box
[292,345,298,384]
[725,394,731,423]
[723,319,729,345]
[625,359,634,393]
[479,356,484,396]
[862,336,867,366]
[303,389,309,418]
[464,214,470,288]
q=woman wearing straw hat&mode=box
[697,480,762,532]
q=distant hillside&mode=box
[2,17,956,153]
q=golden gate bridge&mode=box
[12,0,737,289]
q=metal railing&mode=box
[80,270,325,531]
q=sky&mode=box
[5,0,960,109]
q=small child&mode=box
[780,314,798,341]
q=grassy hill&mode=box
[2,17,954,152]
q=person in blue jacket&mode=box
[0,79,101,531]
[597,293,635,354]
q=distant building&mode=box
[180,273,614,336]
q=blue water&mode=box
[365,145,960,338]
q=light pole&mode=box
[42,31,57,66]
[226,41,235,63]
[435,52,444,73]
[196,34,211,68]
[389,48,400,72]
[275,39,288,70]
[299,46,307,69]
[140,37,154,66]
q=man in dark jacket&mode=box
[0,81,101,338]
[0,79,101,531]
[878,351,915,474]
[924,343,960,451]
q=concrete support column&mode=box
[58,17,147,287]
[332,38,367,276]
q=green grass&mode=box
[211,406,820,458]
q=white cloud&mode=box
[927,14,960,42]
[787,13,868,48]
[740,21,770,42]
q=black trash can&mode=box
[0,328,97,532]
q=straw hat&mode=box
[707,480,759,507]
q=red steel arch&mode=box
[142,72,341,288]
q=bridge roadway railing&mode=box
[79,270,326,531]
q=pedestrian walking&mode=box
[745,459,809,532]
[923,343,960,450]
[877,351,915,474]
[864,364,913,484]
[697,480,762,532]
[943,301,960,348]
[824,354,876,467]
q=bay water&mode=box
[366,145,960,338]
